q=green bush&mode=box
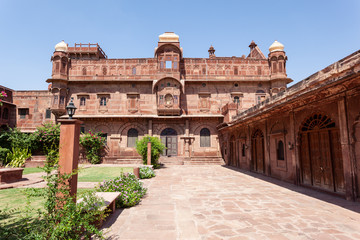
[139,166,156,179]
[4,128,34,151]
[135,136,165,168]
[0,147,10,166]
[6,147,31,168]
[97,173,147,208]
[79,131,106,164]
[32,123,60,154]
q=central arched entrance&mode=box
[161,128,177,156]
[299,113,345,193]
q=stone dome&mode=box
[269,40,284,52]
[159,32,179,42]
[55,40,68,52]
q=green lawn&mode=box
[77,167,133,182]
[22,166,133,181]
[0,188,91,225]
[23,167,44,175]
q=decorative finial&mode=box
[208,45,216,58]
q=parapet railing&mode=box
[73,43,108,59]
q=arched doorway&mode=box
[161,128,177,156]
[251,129,265,173]
[299,113,345,193]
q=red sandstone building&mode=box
[6,32,360,201]
[44,32,289,165]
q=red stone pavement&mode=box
[102,165,360,240]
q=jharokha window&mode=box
[165,94,173,105]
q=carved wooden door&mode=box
[160,128,177,157]
[299,114,344,193]
[251,130,265,173]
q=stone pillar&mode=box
[185,119,189,136]
[58,119,83,198]
[337,97,355,200]
[184,119,190,158]
[147,140,151,165]
[264,120,271,176]
[289,111,300,185]
[148,119,153,136]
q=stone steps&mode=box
[159,157,185,165]
[103,157,142,165]
[183,157,225,165]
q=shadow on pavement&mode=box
[222,165,360,214]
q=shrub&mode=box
[5,128,34,151]
[0,147,10,166]
[32,123,60,154]
[79,130,106,164]
[0,164,105,239]
[139,166,156,179]
[97,173,147,208]
[135,136,165,168]
[6,147,31,167]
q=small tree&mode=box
[79,130,106,164]
[135,136,165,168]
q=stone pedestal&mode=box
[58,119,83,198]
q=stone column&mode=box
[58,119,83,198]
[337,97,355,200]
[148,119,153,136]
[289,111,300,185]
[184,119,190,158]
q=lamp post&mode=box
[66,97,77,119]
[58,97,82,199]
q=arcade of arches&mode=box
[219,50,360,201]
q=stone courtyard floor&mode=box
[102,165,360,240]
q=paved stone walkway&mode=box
[103,165,360,240]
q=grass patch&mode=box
[78,167,133,182]
[23,167,44,175]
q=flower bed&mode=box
[97,173,147,208]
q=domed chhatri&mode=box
[55,40,68,52]
[269,40,284,52]
[159,32,179,42]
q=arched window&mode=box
[132,67,136,75]
[103,67,107,75]
[127,128,138,148]
[80,97,86,106]
[82,67,87,75]
[2,108,8,119]
[277,140,285,160]
[200,128,211,147]
[100,97,107,106]
[242,143,246,157]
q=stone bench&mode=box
[77,192,120,212]
[0,168,24,183]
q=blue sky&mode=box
[1,0,359,90]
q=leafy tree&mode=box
[135,136,165,168]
